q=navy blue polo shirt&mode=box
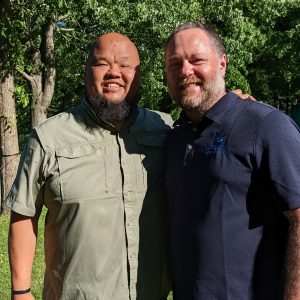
[165,91,300,300]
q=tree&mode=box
[17,21,56,127]
[10,1,68,127]
[247,0,300,112]
[0,0,20,212]
[0,74,20,213]
[1,0,299,214]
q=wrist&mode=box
[11,288,31,295]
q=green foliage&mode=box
[15,85,30,107]
[226,66,251,93]
[247,0,300,109]
[0,2,299,297]
[1,0,299,140]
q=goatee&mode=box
[88,94,131,121]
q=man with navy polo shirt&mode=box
[164,19,300,300]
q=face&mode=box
[85,33,141,110]
[165,28,227,116]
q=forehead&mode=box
[92,34,140,62]
[166,28,213,57]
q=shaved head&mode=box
[86,32,140,69]
[85,32,141,122]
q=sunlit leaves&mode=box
[14,85,30,107]
[1,0,299,132]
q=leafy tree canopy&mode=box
[0,0,299,145]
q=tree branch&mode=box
[16,69,34,84]
[56,28,75,32]
[42,22,56,107]
[57,14,70,21]
[45,22,55,61]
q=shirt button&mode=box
[187,144,193,150]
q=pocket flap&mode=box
[56,144,101,158]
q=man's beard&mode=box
[88,93,131,121]
[177,71,225,115]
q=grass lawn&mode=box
[0,210,173,299]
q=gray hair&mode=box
[165,19,225,57]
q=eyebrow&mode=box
[167,55,182,61]
[93,55,133,62]
[92,56,107,62]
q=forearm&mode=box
[8,212,38,292]
[283,208,300,300]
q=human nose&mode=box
[181,60,194,77]
[106,64,121,78]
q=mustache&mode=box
[180,75,203,87]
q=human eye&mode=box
[192,58,205,65]
[92,60,109,67]
[192,60,201,66]
[120,58,135,68]
[120,63,131,68]
[169,60,182,69]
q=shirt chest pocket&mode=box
[55,145,111,202]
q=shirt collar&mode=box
[175,90,238,127]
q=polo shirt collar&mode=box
[205,91,238,124]
[175,90,238,126]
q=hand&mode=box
[232,89,256,101]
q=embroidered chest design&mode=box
[183,133,227,166]
[200,133,227,155]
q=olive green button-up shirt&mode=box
[7,100,173,300]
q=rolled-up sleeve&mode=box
[6,130,49,216]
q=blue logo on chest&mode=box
[200,133,227,155]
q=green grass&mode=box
[0,210,46,300]
[0,212,11,299]
[0,210,173,299]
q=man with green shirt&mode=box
[7,32,172,300]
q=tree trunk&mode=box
[20,22,56,128]
[30,72,45,127]
[0,73,20,213]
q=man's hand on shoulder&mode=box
[232,89,256,101]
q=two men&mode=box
[164,20,300,299]
[7,32,172,299]
[8,20,297,300]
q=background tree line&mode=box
[0,0,299,212]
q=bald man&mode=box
[7,33,172,300]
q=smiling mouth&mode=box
[180,75,203,89]
[180,82,203,91]
[182,82,200,88]
[103,82,124,88]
